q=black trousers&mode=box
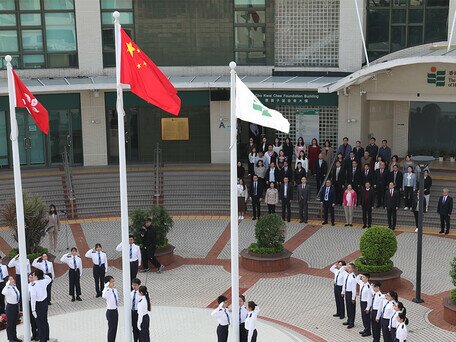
[0,281,5,313]
[267,204,276,214]
[345,291,355,326]
[5,303,18,340]
[360,301,371,333]
[387,208,397,229]
[132,310,140,342]
[240,322,247,342]
[249,329,258,342]
[381,317,392,342]
[69,268,81,297]
[414,211,419,228]
[217,324,229,342]
[144,247,162,270]
[93,264,106,295]
[45,273,53,303]
[335,184,343,205]
[15,274,22,295]
[106,309,118,342]
[390,327,397,341]
[36,299,49,342]
[282,198,291,221]
[131,260,139,280]
[362,205,372,226]
[371,309,380,342]
[252,198,261,219]
[376,187,385,207]
[334,285,344,318]
[316,176,324,193]
[404,187,413,207]
[139,314,150,342]
[323,202,335,224]
[298,200,308,222]
[29,301,38,337]
[440,214,451,232]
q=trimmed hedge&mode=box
[8,246,48,261]
[248,214,285,255]
[450,257,456,302]
[451,288,456,302]
[248,243,284,255]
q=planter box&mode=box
[367,267,403,293]
[240,249,292,273]
[156,244,175,266]
[443,297,456,326]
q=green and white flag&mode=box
[234,75,290,134]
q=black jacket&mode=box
[384,189,400,209]
[360,188,375,207]
[141,226,157,248]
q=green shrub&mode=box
[129,207,173,249]
[450,257,456,303]
[251,214,285,254]
[355,226,397,273]
[8,246,48,261]
[451,289,456,302]
[248,243,284,255]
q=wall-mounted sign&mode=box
[253,91,338,107]
[427,66,456,88]
[161,117,189,140]
[296,109,319,144]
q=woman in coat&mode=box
[307,138,320,175]
[264,182,279,214]
[47,205,60,253]
[322,140,334,166]
[343,184,357,226]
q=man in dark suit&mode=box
[266,162,281,186]
[141,218,164,273]
[344,151,357,170]
[352,140,364,163]
[315,153,328,192]
[331,160,345,205]
[365,137,378,159]
[294,162,306,185]
[279,177,293,222]
[320,179,335,226]
[437,188,453,234]
[297,176,311,223]
[249,175,263,220]
[346,160,362,201]
[374,161,388,208]
[361,163,373,188]
[388,164,403,190]
[280,161,293,184]
[384,182,400,230]
[361,182,375,228]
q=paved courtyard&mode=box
[0,216,455,341]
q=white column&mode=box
[339,0,364,72]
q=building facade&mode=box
[0,0,455,167]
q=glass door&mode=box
[107,107,139,163]
[0,111,9,167]
[16,111,46,166]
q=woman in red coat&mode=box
[307,138,320,175]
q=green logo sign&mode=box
[427,66,446,87]
[253,101,271,117]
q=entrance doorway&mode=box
[17,110,46,166]
[106,107,139,163]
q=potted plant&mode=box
[443,257,456,325]
[354,226,402,292]
[129,207,175,265]
[450,151,456,163]
[240,214,292,272]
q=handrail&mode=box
[62,146,76,218]
[316,151,338,200]
[153,143,162,207]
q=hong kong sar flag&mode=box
[13,70,49,134]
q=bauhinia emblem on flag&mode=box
[234,75,290,134]
[120,28,181,116]
[13,70,49,134]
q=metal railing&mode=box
[153,143,162,207]
[62,146,76,218]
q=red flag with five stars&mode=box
[120,28,181,115]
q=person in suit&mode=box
[374,161,388,208]
[344,151,357,170]
[266,162,281,186]
[365,137,378,159]
[320,179,335,225]
[264,144,277,167]
[437,188,453,234]
[346,160,362,201]
[141,218,164,274]
[279,160,293,183]
[315,153,328,193]
[249,175,263,220]
[388,164,403,207]
[361,163,374,188]
[331,160,345,205]
[279,177,293,222]
[294,162,306,185]
[378,140,392,165]
[361,182,375,228]
[297,176,311,223]
[384,182,400,230]
[352,140,364,163]
[338,137,352,160]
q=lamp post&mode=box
[411,156,435,303]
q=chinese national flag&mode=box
[13,70,49,134]
[120,28,181,115]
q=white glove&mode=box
[137,324,141,331]
[32,311,37,318]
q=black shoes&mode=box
[71,297,75,302]
[362,332,371,337]
[333,314,340,317]
[347,325,354,329]
[322,221,328,225]
[344,224,349,227]
[342,322,349,325]
[362,225,367,229]
[439,230,444,234]
[76,296,82,301]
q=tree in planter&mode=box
[450,257,456,302]
[248,214,285,254]
[2,193,49,258]
[354,226,398,273]
[129,207,173,249]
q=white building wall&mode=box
[338,0,364,72]
[450,0,456,45]
[392,101,410,157]
[210,101,230,163]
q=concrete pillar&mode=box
[210,101,230,163]
[338,0,364,72]
[80,91,107,166]
[337,87,366,145]
[392,101,410,157]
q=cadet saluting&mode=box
[2,276,20,342]
[85,243,108,298]
[341,263,357,329]
[211,295,231,342]
[30,269,52,342]
[330,260,347,320]
[102,275,119,342]
[0,255,9,314]
[32,253,55,305]
[60,247,83,302]
[7,254,31,295]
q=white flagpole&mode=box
[353,0,370,67]
[229,61,240,342]
[448,8,456,52]
[5,55,31,342]
[113,11,132,342]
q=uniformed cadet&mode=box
[85,243,108,297]
[239,295,248,342]
[356,273,373,337]
[7,255,31,295]
[116,235,142,280]
[376,291,398,342]
[102,275,119,342]
[370,281,384,342]
[211,295,231,342]
[389,302,405,341]
[2,276,20,342]
[245,301,260,342]
[30,269,52,342]
[329,260,347,320]
[28,273,38,340]
[60,247,83,302]
[137,285,151,342]
[131,278,141,342]
[0,255,9,314]
[341,262,357,329]
[395,312,408,342]
[32,254,55,305]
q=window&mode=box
[234,0,266,65]
[101,0,134,67]
[366,0,449,61]
[0,0,77,69]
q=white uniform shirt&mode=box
[60,253,83,276]
[85,249,108,270]
[395,322,407,342]
[32,258,55,279]
[245,306,260,342]
[376,299,396,320]
[211,303,231,326]
[330,265,347,286]
[1,281,20,304]
[8,257,31,275]
[356,276,373,308]
[389,311,400,329]
[116,243,142,265]
[30,275,52,311]
[102,287,119,310]
[342,272,357,300]
[0,264,9,282]
[239,306,248,324]
[371,291,384,311]
[131,289,140,311]
[137,296,149,330]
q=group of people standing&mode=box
[330,261,409,342]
